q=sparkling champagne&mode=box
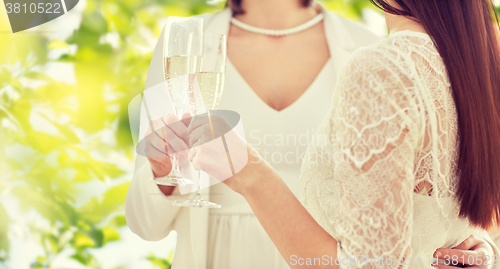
[164,55,200,80]
[164,55,200,114]
[195,72,225,111]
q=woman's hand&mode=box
[434,234,495,269]
[187,115,264,193]
[144,113,191,177]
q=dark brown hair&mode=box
[371,0,500,230]
[226,0,313,15]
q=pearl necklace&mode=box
[230,13,324,36]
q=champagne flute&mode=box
[152,18,202,186]
[172,33,227,208]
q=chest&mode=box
[218,56,336,170]
[227,24,330,111]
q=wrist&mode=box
[228,148,278,197]
[241,160,274,197]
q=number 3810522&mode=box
[5,3,62,14]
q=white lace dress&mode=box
[300,30,480,268]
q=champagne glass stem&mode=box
[172,153,179,176]
[187,170,203,201]
[207,111,235,176]
[207,111,215,140]
[195,170,202,196]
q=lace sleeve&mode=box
[331,48,424,268]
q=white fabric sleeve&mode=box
[125,154,184,241]
[330,48,423,268]
[477,230,500,269]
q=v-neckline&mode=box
[226,57,332,113]
[212,5,352,113]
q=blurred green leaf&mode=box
[0,204,10,261]
[70,250,99,267]
[146,252,172,269]
[74,232,97,248]
[102,227,121,244]
[107,215,127,228]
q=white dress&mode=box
[300,30,488,268]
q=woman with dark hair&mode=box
[187,0,500,267]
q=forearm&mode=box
[237,160,339,268]
[188,126,338,266]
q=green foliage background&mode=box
[0,0,499,268]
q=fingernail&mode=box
[434,251,442,257]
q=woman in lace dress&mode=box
[188,0,500,267]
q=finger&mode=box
[144,117,188,158]
[189,124,211,147]
[204,115,232,139]
[156,124,189,154]
[161,113,179,126]
[188,147,197,165]
[188,138,212,169]
[182,113,191,127]
[187,115,210,134]
[146,125,170,150]
[452,235,483,250]
[435,249,487,266]
[191,136,212,151]
[433,263,477,269]
[146,117,171,143]
[145,137,169,158]
[145,124,189,157]
[162,114,189,145]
